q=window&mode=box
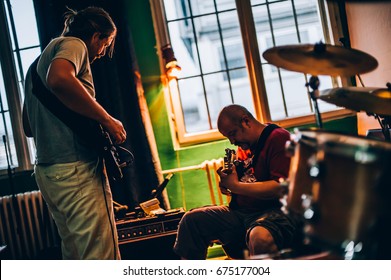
[0,0,40,172]
[152,0,352,147]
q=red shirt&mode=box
[230,126,291,211]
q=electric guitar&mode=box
[224,148,236,174]
[98,125,126,181]
[221,148,237,200]
[224,148,245,177]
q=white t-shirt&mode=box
[25,36,98,164]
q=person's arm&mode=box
[46,58,126,144]
[217,165,284,199]
[22,102,33,138]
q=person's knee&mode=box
[247,226,277,256]
[180,210,197,226]
[180,208,208,227]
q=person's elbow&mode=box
[46,72,68,94]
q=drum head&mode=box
[297,128,391,161]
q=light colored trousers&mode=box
[34,159,120,259]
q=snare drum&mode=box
[286,129,391,259]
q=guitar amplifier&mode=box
[116,208,185,244]
[116,208,185,260]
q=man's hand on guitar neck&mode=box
[101,116,127,145]
[217,164,239,196]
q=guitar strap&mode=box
[251,123,280,168]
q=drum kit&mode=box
[262,41,391,260]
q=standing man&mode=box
[23,6,125,259]
[173,104,295,259]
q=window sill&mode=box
[173,109,356,150]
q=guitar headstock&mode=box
[224,148,236,173]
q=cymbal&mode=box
[263,43,378,76]
[318,87,391,116]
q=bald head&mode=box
[217,104,255,131]
[217,104,263,150]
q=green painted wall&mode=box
[109,1,359,210]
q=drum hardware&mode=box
[318,85,391,141]
[374,114,391,142]
[306,75,323,128]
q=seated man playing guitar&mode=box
[22,7,125,260]
[173,104,296,259]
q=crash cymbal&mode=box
[318,87,391,116]
[263,42,378,76]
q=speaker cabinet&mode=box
[119,233,180,260]
[116,208,184,260]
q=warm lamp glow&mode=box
[166,64,182,79]
[162,44,181,79]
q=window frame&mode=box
[152,0,354,149]
[0,0,34,174]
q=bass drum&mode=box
[285,129,391,259]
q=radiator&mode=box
[0,190,60,259]
[162,158,228,206]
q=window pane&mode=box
[203,72,232,129]
[190,0,215,16]
[0,112,18,168]
[268,2,298,43]
[220,10,246,69]
[216,0,236,11]
[9,0,40,49]
[281,70,312,117]
[263,64,286,120]
[230,69,254,114]
[164,0,186,21]
[0,68,9,111]
[252,5,272,64]
[190,0,236,15]
[193,14,225,74]
[178,77,210,133]
[169,19,201,78]
[19,47,41,82]
[251,0,266,5]
[295,0,324,43]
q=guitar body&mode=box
[224,148,236,173]
[223,148,236,203]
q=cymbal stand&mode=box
[355,76,390,141]
[380,83,391,141]
[373,114,391,142]
[306,75,323,128]
[368,82,391,142]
